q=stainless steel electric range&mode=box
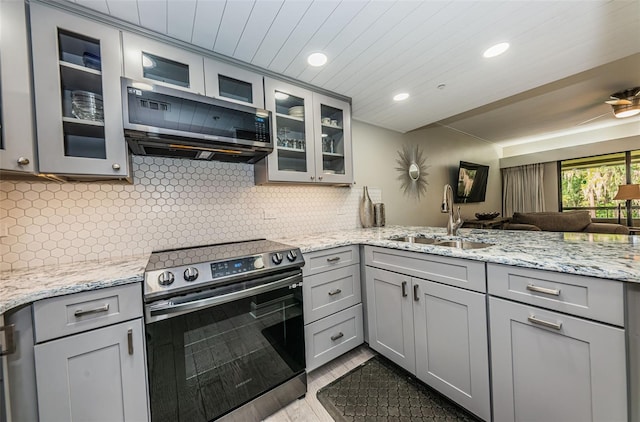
[143,239,306,422]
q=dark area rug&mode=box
[316,355,482,422]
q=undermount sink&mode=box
[433,240,493,250]
[387,235,439,245]
[387,235,493,250]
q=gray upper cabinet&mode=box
[0,0,36,174]
[256,78,353,185]
[312,92,353,185]
[30,3,129,178]
[204,58,264,108]
[123,32,205,94]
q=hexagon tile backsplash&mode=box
[0,156,381,271]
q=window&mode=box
[560,150,640,222]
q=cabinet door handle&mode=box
[413,284,419,301]
[326,257,341,263]
[0,324,16,356]
[127,328,134,355]
[328,288,342,296]
[74,303,109,317]
[526,284,561,296]
[330,332,344,341]
[401,281,407,297]
[528,315,562,330]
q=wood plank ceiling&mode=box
[70,0,640,146]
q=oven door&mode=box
[145,271,305,422]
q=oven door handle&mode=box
[147,273,302,320]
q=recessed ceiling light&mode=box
[274,92,289,100]
[393,93,410,101]
[307,52,328,67]
[483,42,510,58]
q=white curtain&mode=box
[502,163,546,217]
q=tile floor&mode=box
[263,345,377,422]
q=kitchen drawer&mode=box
[304,264,361,324]
[303,245,359,276]
[365,246,486,293]
[488,264,624,326]
[304,304,363,372]
[33,284,143,343]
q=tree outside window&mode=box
[560,150,639,223]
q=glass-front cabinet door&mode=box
[204,58,264,108]
[313,93,353,184]
[0,0,36,174]
[30,3,128,177]
[263,78,315,183]
[123,32,205,94]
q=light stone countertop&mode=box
[1,226,639,315]
[0,255,148,314]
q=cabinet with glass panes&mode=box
[30,2,128,178]
[122,32,205,94]
[256,78,353,185]
[0,0,36,174]
[204,58,265,109]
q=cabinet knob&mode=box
[318,176,323,180]
[112,163,121,170]
[17,157,30,166]
[310,176,315,180]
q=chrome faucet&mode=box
[441,184,464,236]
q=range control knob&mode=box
[287,250,298,262]
[184,267,199,282]
[158,271,175,286]
[254,256,265,269]
[272,252,283,265]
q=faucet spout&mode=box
[441,184,464,236]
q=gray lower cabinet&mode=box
[31,283,149,422]
[303,246,364,371]
[488,263,627,422]
[364,246,490,421]
[365,267,415,373]
[413,278,490,420]
[34,319,148,422]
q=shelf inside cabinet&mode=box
[322,152,344,159]
[276,113,304,123]
[60,62,103,93]
[63,118,105,138]
[278,147,307,160]
[278,146,306,153]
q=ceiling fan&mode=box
[605,87,640,118]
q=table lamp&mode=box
[613,184,640,226]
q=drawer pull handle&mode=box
[127,328,134,355]
[526,284,560,296]
[0,324,16,356]
[413,284,419,301]
[326,257,341,263]
[401,281,407,297]
[528,315,562,330]
[328,289,342,296]
[331,332,344,341]
[74,304,110,317]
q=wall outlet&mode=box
[0,219,9,238]
[263,209,277,220]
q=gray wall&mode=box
[352,121,502,226]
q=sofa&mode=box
[504,211,630,234]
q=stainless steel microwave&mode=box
[121,78,272,163]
